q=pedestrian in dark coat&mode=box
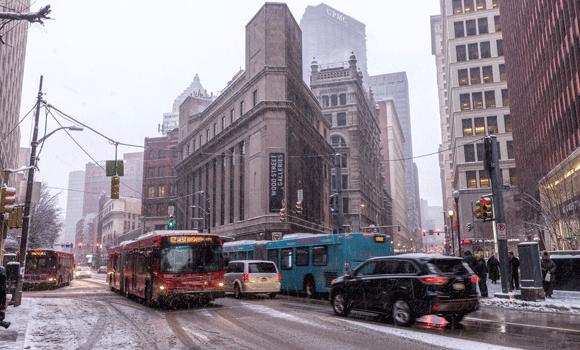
[474,251,488,297]
[541,251,556,298]
[508,252,520,290]
[487,254,500,284]
[464,250,477,272]
[0,266,10,329]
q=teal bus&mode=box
[224,232,392,296]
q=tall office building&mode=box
[299,3,368,85]
[0,0,31,179]
[500,0,580,250]
[369,72,422,240]
[435,0,522,255]
[64,170,85,244]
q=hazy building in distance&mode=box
[63,170,85,244]
[299,3,369,85]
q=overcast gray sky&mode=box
[19,0,442,216]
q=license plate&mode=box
[260,277,268,282]
[453,282,465,290]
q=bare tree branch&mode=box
[0,5,51,24]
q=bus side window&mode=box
[228,252,236,261]
[281,248,293,270]
[296,247,309,266]
[239,251,247,260]
[248,251,254,260]
[312,246,328,266]
[267,249,278,267]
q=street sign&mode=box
[501,185,510,191]
[497,222,507,239]
[272,232,282,241]
[297,189,303,203]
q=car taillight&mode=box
[420,277,448,285]
[243,274,249,281]
[470,276,480,282]
[277,274,281,280]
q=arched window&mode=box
[331,135,347,148]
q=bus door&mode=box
[132,250,139,293]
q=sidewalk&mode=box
[0,296,30,350]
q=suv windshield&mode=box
[427,259,470,275]
[248,262,276,273]
[160,244,222,274]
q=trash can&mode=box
[518,242,545,301]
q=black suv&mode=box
[330,253,479,326]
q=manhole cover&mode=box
[0,331,18,341]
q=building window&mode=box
[147,167,155,178]
[483,66,493,83]
[342,175,348,190]
[230,109,235,124]
[479,170,491,187]
[458,69,468,85]
[199,134,203,147]
[467,171,477,188]
[324,113,332,124]
[502,89,509,106]
[509,168,517,186]
[472,92,483,109]
[322,95,329,107]
[464,144,475,162]
[462,119,473,136]
[253,90,257,107]
[158,166,165,177]
[213,123,217,137]
[454,21,465,38]
[470,67,481,84]
[478,18,488,34]
[158,186,165,197]
[147,187,155,198]
[494,15,501,31]
[464,0,474,12]
[222,116,226,130]
[475,117,485,135]
[337,112,346,126]
[240,100,245,116]
[476,0,486,10]
[456,45,467,62]
[331,95,338,106]
[340,153,348,168]
[331,135,347,148]
[147,204,154,217]
[504,114,511,132]
[485,90,496,108]
[342,197,349,214]
[468,43,479,60]
[499,64,506,81]
[453,0,462,13]
[148,150,156,160]
[460,94,471,111]
[476,143,484,161]
[156,203,164,216]
[158,149,166,160]
[466,19,476,36]
[493,0,498,8]
[339,94,347,105]
[507,140,514,159]
[480,41,491,58]
[487,116,498,134]
[172,149,178,159]
[497,39,503,56]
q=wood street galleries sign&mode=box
[269,153,285,212]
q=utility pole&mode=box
[13,76,43,307]
[485,135,510,294]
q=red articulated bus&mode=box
[107,230,226,306]
[24,249,75,289]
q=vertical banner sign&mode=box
[269,153,285,212]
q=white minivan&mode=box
[225,260,281,299]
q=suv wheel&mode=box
[392,299,415,327]
[332,291,350,317]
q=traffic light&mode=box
[482,197,493,220]
[7,207,23,228]
[422,229,426,236]
[296,201,303,215]
[111,176,120,199]
[329,194,338,213]
[436,229,440,235]
[280,208,286,222]
[168,215,175,229]
[78,242,83,248]
[475,200,484,219]
[0,185,16,213]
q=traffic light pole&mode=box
[13,76,43,307]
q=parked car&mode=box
[97,266,107,274]
[329,253,480,326]
[75,266,92,279]
[225,260,281,299]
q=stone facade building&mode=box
[174,3,333,240]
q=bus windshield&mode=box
[26,257,56,271]
[159,244,222,274]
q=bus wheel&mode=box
[305,278,316,298]
[234,284,243,299]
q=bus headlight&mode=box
[158,283,167,293]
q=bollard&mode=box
[518,242,545,301]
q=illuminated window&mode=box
[504,114,512,132]
[458,69,468,85]
[485,90,496,108]
[158,186,165,197]
[494,15,501,31]
[468,43,479,60]
[476,0,486,10]
[499,64,506,81]
[473,92,483,109]
[479,170,491,187]
[453,0,462,13]
[466,19,476,36]
[462,119,473,136]
[467,171,477,188]
[475,117,485,135]
[487,116,498,134]
[478,18,488,34]
[470,67,481,84]
[464,144,475,162]
[454,21,465,38]
[460,93,471,111]
[464,0,474,12]
[148,187,155,198]
[456,45,467,62]
[493,0,498,8]
[502,89,509,106]
[483,66,493,83]
[480,41,491,58]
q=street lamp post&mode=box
[359,203,365,232]
[453,190,462,257]
[448,209,455,256]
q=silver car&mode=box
[225,260,281,299]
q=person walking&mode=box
[487,254,500,284]
[541,251,556,298]
[509,252,520,290]
[464,250,477,272]
[474,251,488,297]
[0,266,10,329]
